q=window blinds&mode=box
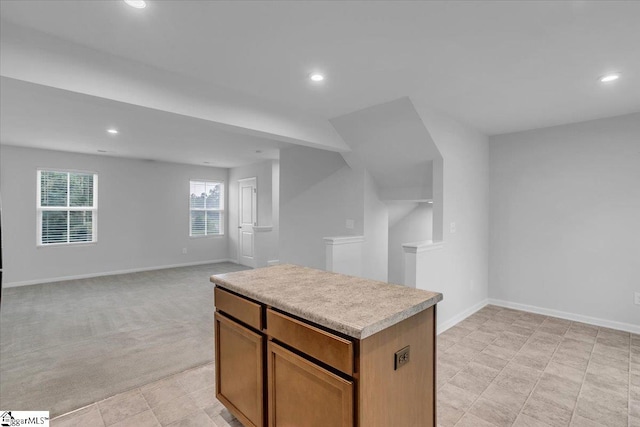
[190,180,223,236]
[38,170,97,245]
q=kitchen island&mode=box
[211,264,442,427]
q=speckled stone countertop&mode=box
[210,264,443,340]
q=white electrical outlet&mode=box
[450,222,456,234]
[635,292,640,305]
[182,248,187,254]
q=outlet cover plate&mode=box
[394,346,410,370]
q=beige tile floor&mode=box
[51,305,639,427]
[437,305,639,427]
[50,363,240,427]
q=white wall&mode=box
[489,113,640,330]
[388,204,433,285]
[362,171,388,282]
[279,150,386,281]
[279,145,364,270]
[228,159,279,264]
[279,105,491,330]
[0,145,229,286]
[413,102,491,331]
[272,160,280,262]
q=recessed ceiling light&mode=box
[124,0,146,9]
[107,129,119,135]
[599,73,620,83]
[309,73,325,82]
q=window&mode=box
[190,180,224,236]
[37,170,98,246]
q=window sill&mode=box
[189,234,225,239]
[37,241,98,248]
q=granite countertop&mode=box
[210,264,443,340]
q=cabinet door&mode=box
[215,312,264,427]
[267,341,353,427]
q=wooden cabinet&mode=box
[214,312,264,427]
[215,287,263,330]
[214,286,436,427]
[266,308,354,375]
[267,341,353,427]
[358,305,435,426]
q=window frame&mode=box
[36,169,99,247]
[189,179,225,238]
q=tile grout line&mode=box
[452,308,545,427]
[52,361,215,425]
[450,318,503,427]
[507,316,564,426]
[140,374,189,427]
[94,385,147,427]
[541,322,594,425]
[138,387,162,427]
[567,325,600,427]
[490,312,551,425]
[450,317,503,426]
[229,308,633,427]
[438,325,476,390]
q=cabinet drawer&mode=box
[266,309,353,375]
[215,287,263,330]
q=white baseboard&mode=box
[267,259,280,266]
[3,259,235,288]
[488,298,640,335]
[437,298,489,335]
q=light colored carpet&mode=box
[0,262,249,417]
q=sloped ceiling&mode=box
[2,1,638,136]
[0,21,349,154]
[331,97,441,201]
[0,77,292,168]
[1,1,638,166]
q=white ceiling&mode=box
[1,0,638,137]
[0,77,289,168]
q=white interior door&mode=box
[238,177,257,267]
